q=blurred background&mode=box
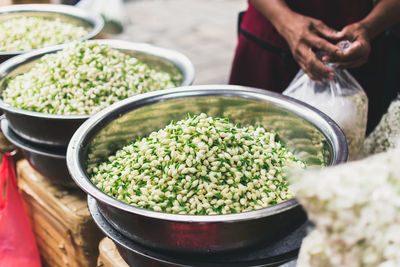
[0,0,247,84]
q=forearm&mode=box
[250,0,341,81]
[360,0,400,39]
[249,0,297,37]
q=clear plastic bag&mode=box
[283,41,368,160]
[77,0,130,34]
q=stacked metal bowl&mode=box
[0,4,104,63]
[0,37,194,186]
[66,85,348,265]
[0,4,104,158]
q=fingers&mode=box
[333,27,349,40]
[322,41,370,68]
[335,23,368,42]
[335,41,366,61]
[296,46,335,81]
[306,34,340,55]
[311,20,342,40]
[307,57,335,80]
[301,19,342,57]
[333,30,346,40]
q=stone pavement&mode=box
[117,0,247,85]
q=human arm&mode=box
[324,0,400,68]
[250,0,341,81]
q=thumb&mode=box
[335,25,353,39]
[334,30,346,39]
[314,21,341,40]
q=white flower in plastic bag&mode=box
[283,41,368,160]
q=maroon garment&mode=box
[229,1,396,132]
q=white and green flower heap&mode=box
[0,16,88,51]
[89,113,305,215]
[3,42,176,115]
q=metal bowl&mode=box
[67,85,348,253]
[0,4,104,62]
[88,196,304,267]
[0,119,74,186]
[0,39,195,147]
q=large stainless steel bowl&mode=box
[67,85,348,253]
[0,39,195,147]
[0,4,104,62]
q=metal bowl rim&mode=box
[1,119,66,158]
[0,4,104,55]
[67,85,348,223]
[0,39,195,119]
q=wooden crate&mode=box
[97,238,129,267]
[17,160,104,267]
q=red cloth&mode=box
[229,1,397,132]
[0,154,41,267]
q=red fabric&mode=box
[229,0,395,132]
[229,33,298,92]
[0,154,41,267]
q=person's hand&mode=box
[278,13,341,81]
[322,23,371,69]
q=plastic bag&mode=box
[0,153,41,267]
[77,0,130,35]
[283,41,368,160]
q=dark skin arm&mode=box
[251,0,400,79]
[250,0,341,81]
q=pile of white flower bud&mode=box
[3,42,176,115]
[293,146,400,267]
[361,98,400,157]
[0,16,88,51]
[89,113,304,215]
